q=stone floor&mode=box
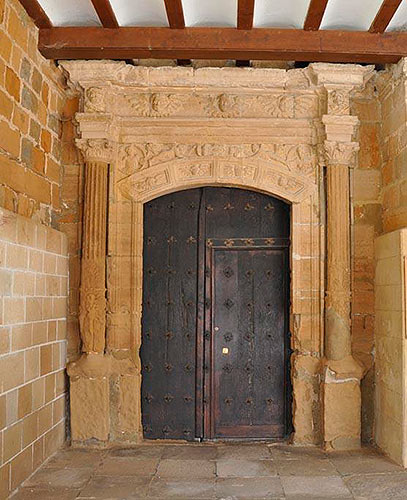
[10,442,407,499]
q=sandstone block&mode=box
[70,376,110,442]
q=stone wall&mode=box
[0,207,68,498]
[379,60,407,233]
[350,82,382,442]
[0,0,70,224]
[374,229,407,467]
[0,0,82,359]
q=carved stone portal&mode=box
[61,61,373,448]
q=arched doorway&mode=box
[141,187,291,441]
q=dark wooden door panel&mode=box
[141,190,201,440]
[141,187,290,441]
[207,242,289,439]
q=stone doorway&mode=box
[141,187,291,441]
[64,62,374,450]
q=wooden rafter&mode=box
[164,0,185,29]
[303,0,329,31]
[39,27,407,63]
[19,0,52,28]
[238,0,255,30]
[369,0,403,33]
[90,0,118,28]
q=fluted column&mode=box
[79,158,109,353]
[76,139,113,357]
[324,140,358,361]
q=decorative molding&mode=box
[76,138,115,163]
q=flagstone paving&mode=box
[10,442,407,499]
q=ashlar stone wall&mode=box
[0,208,68,498]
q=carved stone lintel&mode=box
[76,138,115,163]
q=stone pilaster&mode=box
[68,139,114,443]
[309,63,374,450]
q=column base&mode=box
[291,354,322,445]
[68,352,141,445]
[322,356,364,451]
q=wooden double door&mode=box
[141,187,291,440]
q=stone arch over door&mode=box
[107,155,324,445]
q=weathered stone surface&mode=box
[323,380,361,450]
[216,459,278,478]
[70,376,109,442]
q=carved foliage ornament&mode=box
[76,138,115,163]
[323,141,359,167]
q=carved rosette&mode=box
[76,138,115,164]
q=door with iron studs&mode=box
[141,187,291,440]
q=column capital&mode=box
[76,138,116,163]
[321,141,359,168]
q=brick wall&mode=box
[351,81,383,442]
[0,207,68,498]
[0,0,71,224]
[0,0,83,364]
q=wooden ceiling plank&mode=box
[164,0,185,29]
[238,0,255,30]
[38,27,407,64]
[303,0,329,31]
[19,0,52,28]
[90,0,118,29]
[369,0,403,33]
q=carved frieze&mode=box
[109,91,319,119]
[117,142,317,177]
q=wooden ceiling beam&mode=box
[303,0,329,30]
[90,0,118,29]
[19,0,52,28]
[164,0,185,29]
[38,27,407,64]
[369,0,403,33]
[238,0,255,30]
